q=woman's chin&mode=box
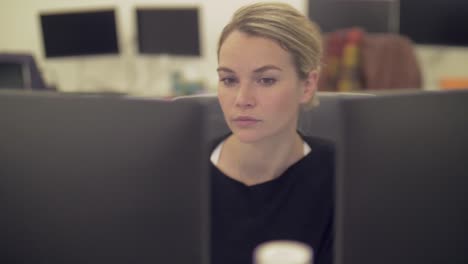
[231,129,266,144]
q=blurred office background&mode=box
[0,0,467,96]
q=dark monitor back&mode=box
[0,91,209,264]
[40,9,119,58]
[335,91,468,264]
[399,0,468,46]
[309,0,398,33]
[136,8,201,56]
[0,62,26,89]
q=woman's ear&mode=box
[300,70,319,104]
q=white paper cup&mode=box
[254,240,313,264]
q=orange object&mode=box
[440,78,468,90]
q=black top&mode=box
[210,135,334,264]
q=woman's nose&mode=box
[234,83,256,109]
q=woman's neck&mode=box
[218,131,304,186]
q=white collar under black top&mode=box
[210,139,312,165]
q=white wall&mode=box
[0,0,306,96]
[415,45,468,90]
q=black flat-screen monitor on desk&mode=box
[136,7,201,56]
[308,0,398,33]
[40,9,120,57]
[335,90,468,264]
[0,90,209,264]
[399,0,468,46]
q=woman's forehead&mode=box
[218,31,295,73]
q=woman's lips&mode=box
[232,116,261,127]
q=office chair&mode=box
[0,53,49,90]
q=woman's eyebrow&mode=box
[253,65,282,73]
[216,65,282,74]
[216,67,235,73]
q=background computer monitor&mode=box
[136,7,201,56]
[335,91,468,264]
[308,0,399,33]
[40,9,120,58]
[0,90,209,264]
[399,0,468,46]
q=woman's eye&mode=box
[220,77,238,87]
[258,78,277,86]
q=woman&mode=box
[210,3,334,264]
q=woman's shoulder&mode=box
[302,136,335,155]
[300,136,335,174]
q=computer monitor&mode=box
[0,90,209,264]
[40,9,120,58]
[399,0,468,46]
[136,7,201,56]
[309,0,399,33]
[335,91,468,264]
[0,62,29,89]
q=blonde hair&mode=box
[217,2,323,80]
